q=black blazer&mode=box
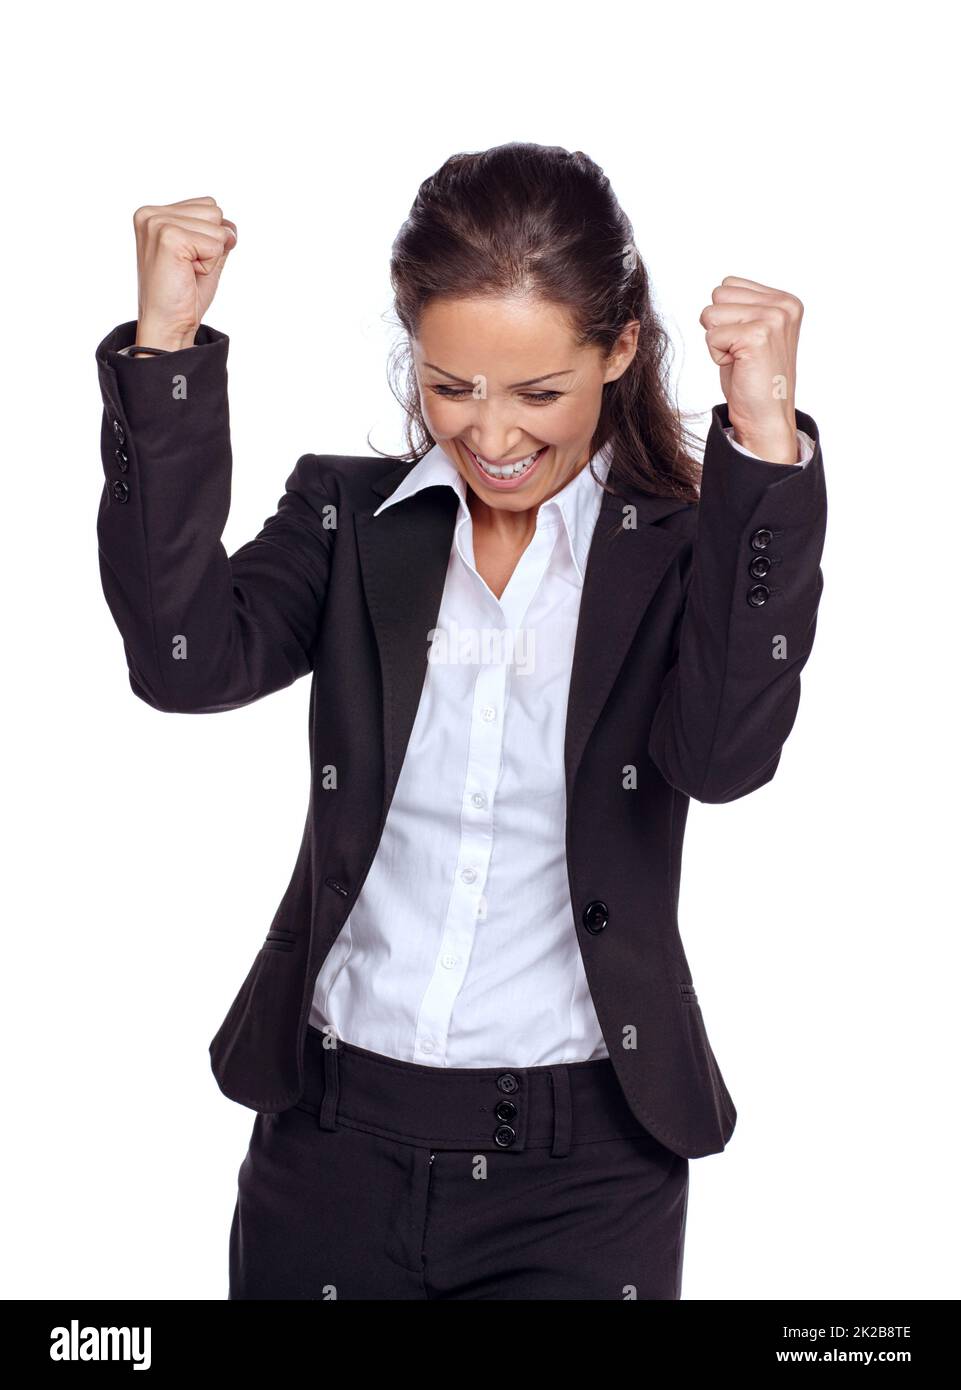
[95,320,828,1159]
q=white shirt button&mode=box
[420,1039,435,1053]
[461,867,478,885]
[471,792,487,809]
[480,704,496,722]
[441,953,458,969]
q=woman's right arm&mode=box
[95,198,336,713]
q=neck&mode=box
[467,491,538,548]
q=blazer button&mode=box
[494,1099,517,1122]
[112,418,125,446]
[114,448,129,473]
[496,1072,519,1095]
[494,1124,516,1148]
[748,554,771,579]
[582,900,609,934]
[111,480,130,504]
[750,527,774,550]
[747,583,770,607]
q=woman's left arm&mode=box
[647,277,828,803]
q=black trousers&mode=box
[228,1024,689,1300]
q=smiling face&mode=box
[413,295,639,513]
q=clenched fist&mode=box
[132,196,237,352]
[699,275,804,466]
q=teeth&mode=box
[470,447,542,479]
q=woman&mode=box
[94,143,827,1300]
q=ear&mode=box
[602,319,640,384]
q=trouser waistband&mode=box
[298,1024,652,1158]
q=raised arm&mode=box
[648,401,827,802]
[94,197,335,713]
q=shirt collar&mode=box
[373,441,613,586]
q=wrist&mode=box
[729,426,798,466]
[135,320,197,353]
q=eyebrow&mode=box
[423,363,575,389]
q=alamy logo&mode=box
[427,620,535,676]
[49,1320,151,1370]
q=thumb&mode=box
[197,224,237,277]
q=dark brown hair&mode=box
[374,142,703,503]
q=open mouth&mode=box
[462,442,549,487]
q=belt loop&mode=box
[317,1037,341,1131]
[548,1067,572,1158]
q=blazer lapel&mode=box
[564,486,690,801]
[356,473,459,823]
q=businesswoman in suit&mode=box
[95,143,827,1300]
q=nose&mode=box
[469,439,531,463]
[453,397,539,463]
[465,422,536,463]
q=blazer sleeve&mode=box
[95,320,335,714]
[648,401,828,804]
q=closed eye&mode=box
[429,386,563,405]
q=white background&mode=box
[2,0,957,1301]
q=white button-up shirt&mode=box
[309,426,815,1066]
